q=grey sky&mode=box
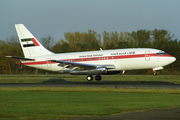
[0,0,180,42]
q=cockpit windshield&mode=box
[156,51,167,56]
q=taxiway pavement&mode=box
[0,79,180,89]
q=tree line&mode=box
[0,29,179,74]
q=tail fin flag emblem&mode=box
[21,38,40,47]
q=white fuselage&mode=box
[21,48,176,73]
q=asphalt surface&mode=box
[0,78,180,89]
[72,108,180,120]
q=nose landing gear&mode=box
[153,72,157,76]
[152,67,163,76]
[153,69,157,76]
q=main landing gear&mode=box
[86,75,102,81]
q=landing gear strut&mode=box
[153,69,157,76]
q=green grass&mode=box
[0,75,180,84]
[0,91,180,120]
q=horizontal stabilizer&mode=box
[6,56,35,61]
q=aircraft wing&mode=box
[50,60,116,70]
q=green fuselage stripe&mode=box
[21,38,32,42]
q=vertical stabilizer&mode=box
[15,24,53,58]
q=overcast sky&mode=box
[0,0,180,42]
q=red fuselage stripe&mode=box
[22,53,173,65]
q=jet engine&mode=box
[70,66,107,75]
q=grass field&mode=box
[0,90,180,120]
[0,75,180,120]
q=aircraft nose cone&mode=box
[169,57,176,63]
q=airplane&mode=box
[6,24,176,81]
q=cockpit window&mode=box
[156,51,167,56]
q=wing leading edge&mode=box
[50,60,116,71]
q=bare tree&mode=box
[40,35,54,50]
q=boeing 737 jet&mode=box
[7,24,176,81]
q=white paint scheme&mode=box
[12,24,176,81]
[22,48,175,71]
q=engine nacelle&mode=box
[70,67,107,75]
